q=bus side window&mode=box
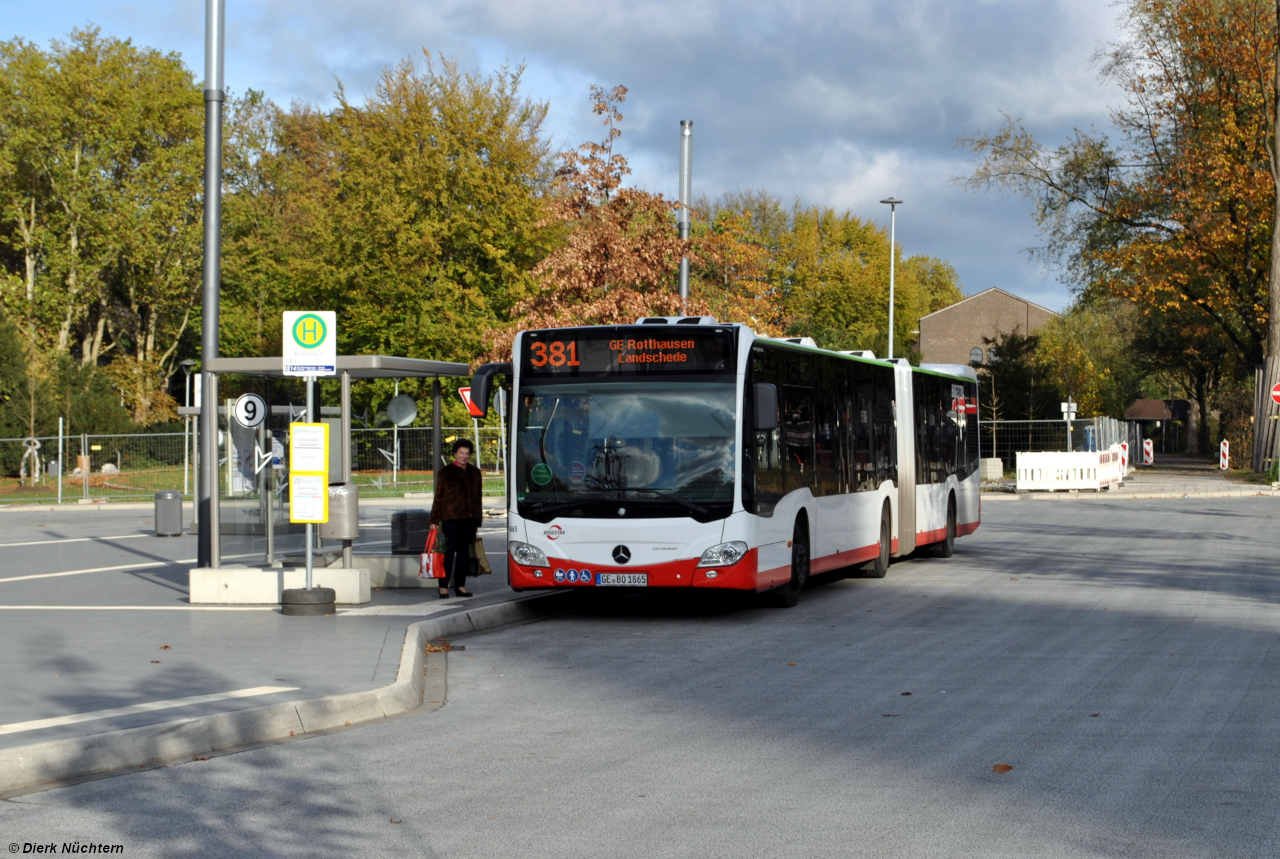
[965,380,980,476]
[782,384,814,494]
[814,360,841,497]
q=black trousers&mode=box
[441,519,477,590]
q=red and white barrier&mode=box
[1220,439,1229,470]
[1142,438,1153,465]
[1118,442,1129,477]
[1016,450,1122,492]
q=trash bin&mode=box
[154,490,183,537]
[391,509,432,555]
[319,483,359,540]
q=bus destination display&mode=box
[521,328,735,377]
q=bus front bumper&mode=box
[508,550,760,591]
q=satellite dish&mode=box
[386,394,418,428]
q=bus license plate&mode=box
[596,573,647,586]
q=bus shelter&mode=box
[188,355,471,605]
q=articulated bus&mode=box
[469,317,980,607]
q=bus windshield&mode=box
[515,380,737,523]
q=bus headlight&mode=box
[697,541,748,567]
[509,541,548,567]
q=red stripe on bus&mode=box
[917,526,947,545]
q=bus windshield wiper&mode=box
[527,499,592,516]
[623,488,708,515]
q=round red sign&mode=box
[1271,382,1280,405]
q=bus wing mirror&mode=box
[753,383,778,432]
[469,363,512,418]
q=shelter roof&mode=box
[205,355,471,379]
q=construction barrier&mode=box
[1015,447,1123,492]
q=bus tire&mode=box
[931,495,956,558]
[863,502,891,579]
[768,521,809,608]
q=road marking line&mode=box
[0,605,278,611]
[0,686,299,736]
[0,559,198,583]
[0,534,154,548]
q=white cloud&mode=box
[8,0,1127,311]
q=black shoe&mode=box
[438,591,451,599]
[455,589,475,598]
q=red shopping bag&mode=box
[418,527,446,578]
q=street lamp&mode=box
[180,359,195,498]
[880,197,902,358]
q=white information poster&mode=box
[289,422,330,523]
[290,424,328,473]
[290,474,328,523]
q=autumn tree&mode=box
[0,27,202,426]
[959,0,1280,469]
[492,84,706,360]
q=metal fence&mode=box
[349,426,506,495]
[980,418,1144,467]
[0,426,508,504]
[0,432,189,504]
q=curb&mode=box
[0,591,573,795]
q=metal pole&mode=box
[340,369,352,569]
[497,385,505,475]
[305,374,314,590]
[183,372,191,497]
[677,120,693,308]
[432,378,442,484]
[198,0,226,569]
[57,417,63,504]
[81,434,88,501]
[209,373,220,566]
[392,379,399,485]
[880,198,902,358]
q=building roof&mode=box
[918,287,1060,322]
[1124,399,1191,421]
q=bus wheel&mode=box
[769,522,809,608]
[864,503,891,579]
[932,495,956,558]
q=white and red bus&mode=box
[470,317,979,607]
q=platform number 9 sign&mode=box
[234,393,267,428]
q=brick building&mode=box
[917,287,1058,366]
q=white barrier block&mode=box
[1015,450,1121,492]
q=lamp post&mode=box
[677,120,693,310]
[880,197,902,359]
[198,0,225,569]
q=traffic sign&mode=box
[1220,439,1230,470]
[1142,438,1153,465]
[233,393,266,428]
[458,386,485,418]
[1271,382,1280,405]
[283,311,336,377]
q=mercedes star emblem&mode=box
[611,545,631,564]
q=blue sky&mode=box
[8,0,1126,312]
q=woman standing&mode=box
[429,439,484,598]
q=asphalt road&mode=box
[3,496,1279,858]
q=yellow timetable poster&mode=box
[289,422,329,523]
